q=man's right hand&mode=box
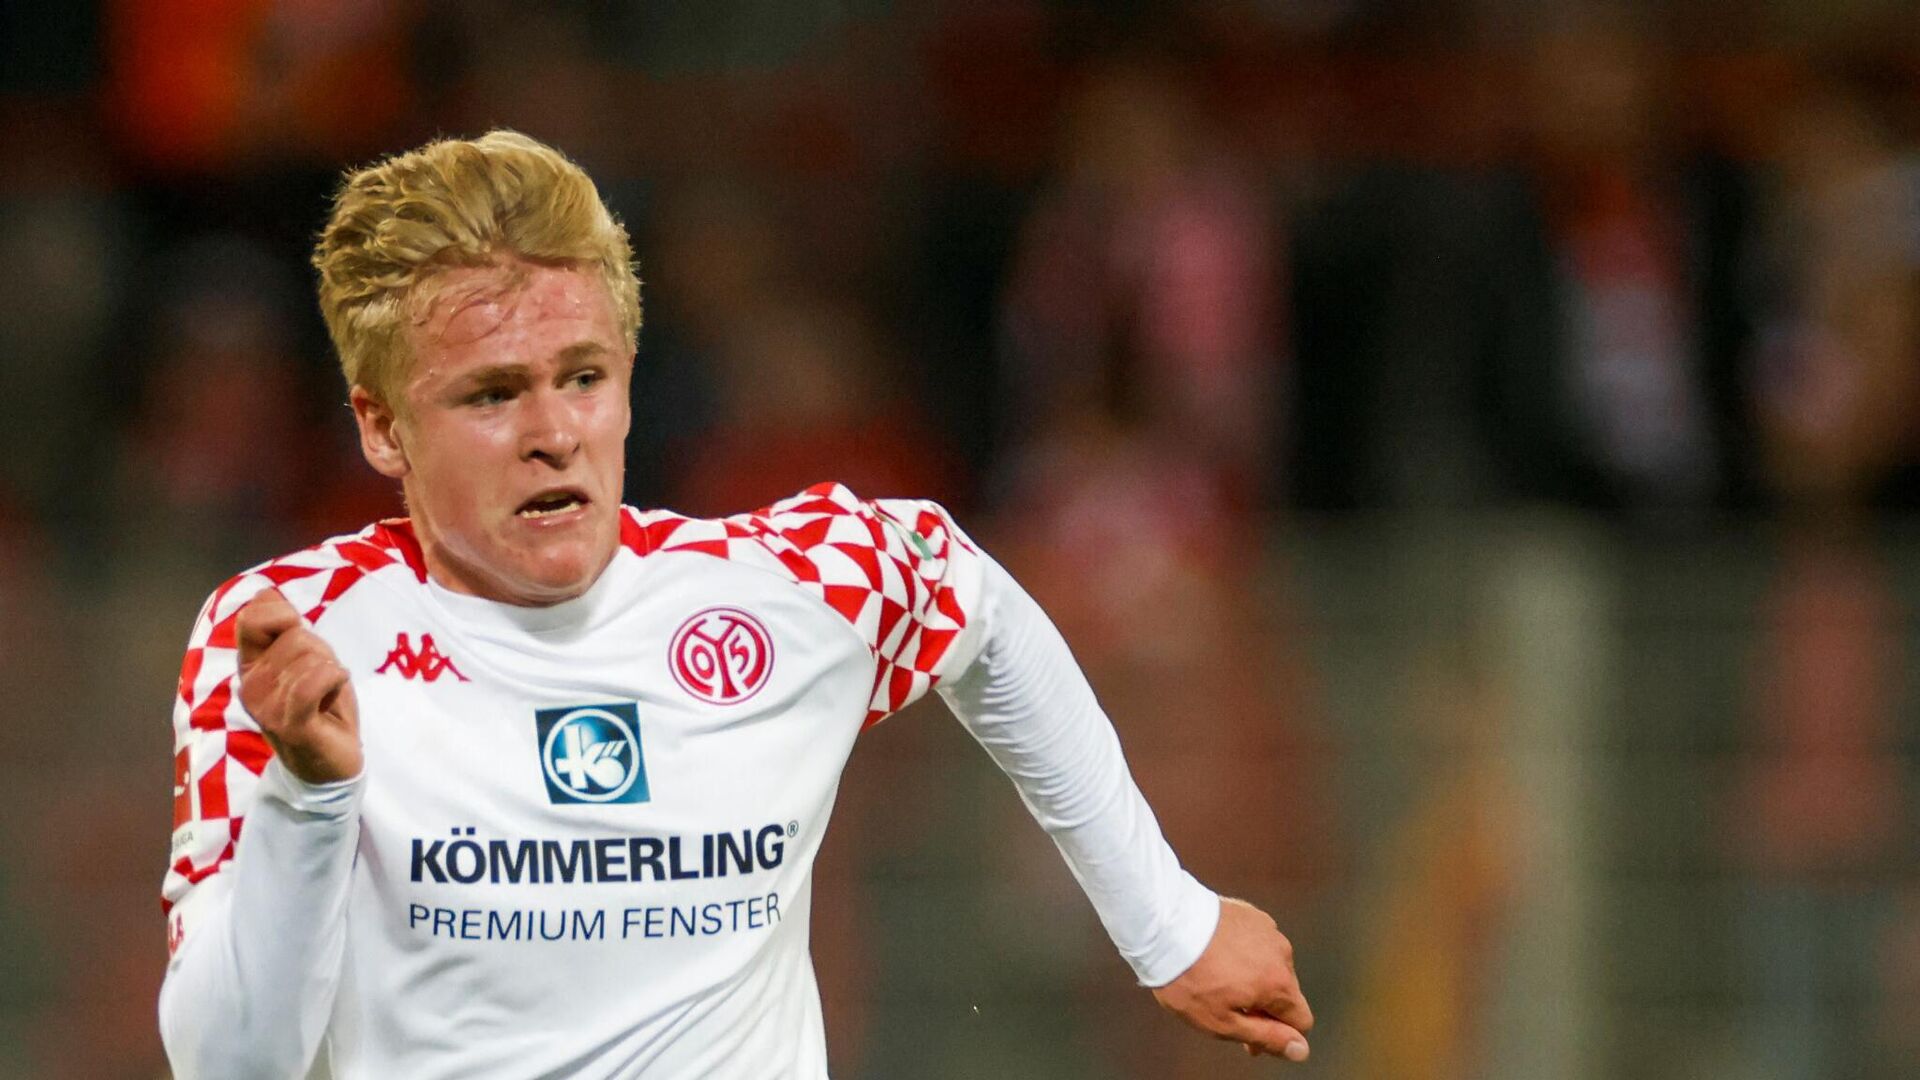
[235,588,363,784]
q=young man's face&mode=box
[351,259,632,606]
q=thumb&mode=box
[282,652,354,726]
[319,665,359,726]
[1223,1010,1310,1063]
[235,587,301,669]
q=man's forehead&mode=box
[412,261,615,348]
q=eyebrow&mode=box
[556,341,611,365]
[453,343,611,385]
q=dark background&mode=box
[2,1,1919,1076]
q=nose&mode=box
[517,388,580,467]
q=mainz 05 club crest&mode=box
[670,607,774,705]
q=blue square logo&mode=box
[535,703,650,804]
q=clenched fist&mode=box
[235,587,363,784]
[1153,897,1315,1062]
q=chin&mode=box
[512,541,610,602]
[510,563,589,602]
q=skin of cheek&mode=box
[387,265,632,601]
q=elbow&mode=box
[165,1047,310,1080]
[162,1018,311,1080]
[160,960,315,1080]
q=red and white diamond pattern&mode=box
[162,485,978,940]
[162,522,425,935]
[623,482,980,729]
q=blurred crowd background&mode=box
[3,0,1920,1077]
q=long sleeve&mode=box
[159,761,362,1077]
[936,555,1221,987]
[159,574,363,1078]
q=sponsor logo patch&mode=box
[535,703,650,805]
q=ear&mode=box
[350,385,411,479]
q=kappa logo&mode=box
[670,607,774,705]
[376,632,470,683]
[535,703,650,804]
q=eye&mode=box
[570,369,604,390]
[467,386,511,407]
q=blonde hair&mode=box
[313,130,640,404]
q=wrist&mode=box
[261,756,365,818]
[264,734,363,786]
[1135,878,1223,988]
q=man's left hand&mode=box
[1151,897,1314,1062]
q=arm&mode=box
[159,587,364,1078]
[937,556,1313,1061]
[159,764,361,1077]
[787,487,1311,1058]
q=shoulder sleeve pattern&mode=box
[162,521,424,947]
[622,483,987,728]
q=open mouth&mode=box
[516,488,590,519]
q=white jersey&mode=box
[159,484,1219,1079]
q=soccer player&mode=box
[158,131,1312,1077]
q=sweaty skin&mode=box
[235,256,635,787]
[354,258,635,607]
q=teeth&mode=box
[518,498,581,518]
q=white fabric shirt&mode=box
[159,484,1219,1079]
